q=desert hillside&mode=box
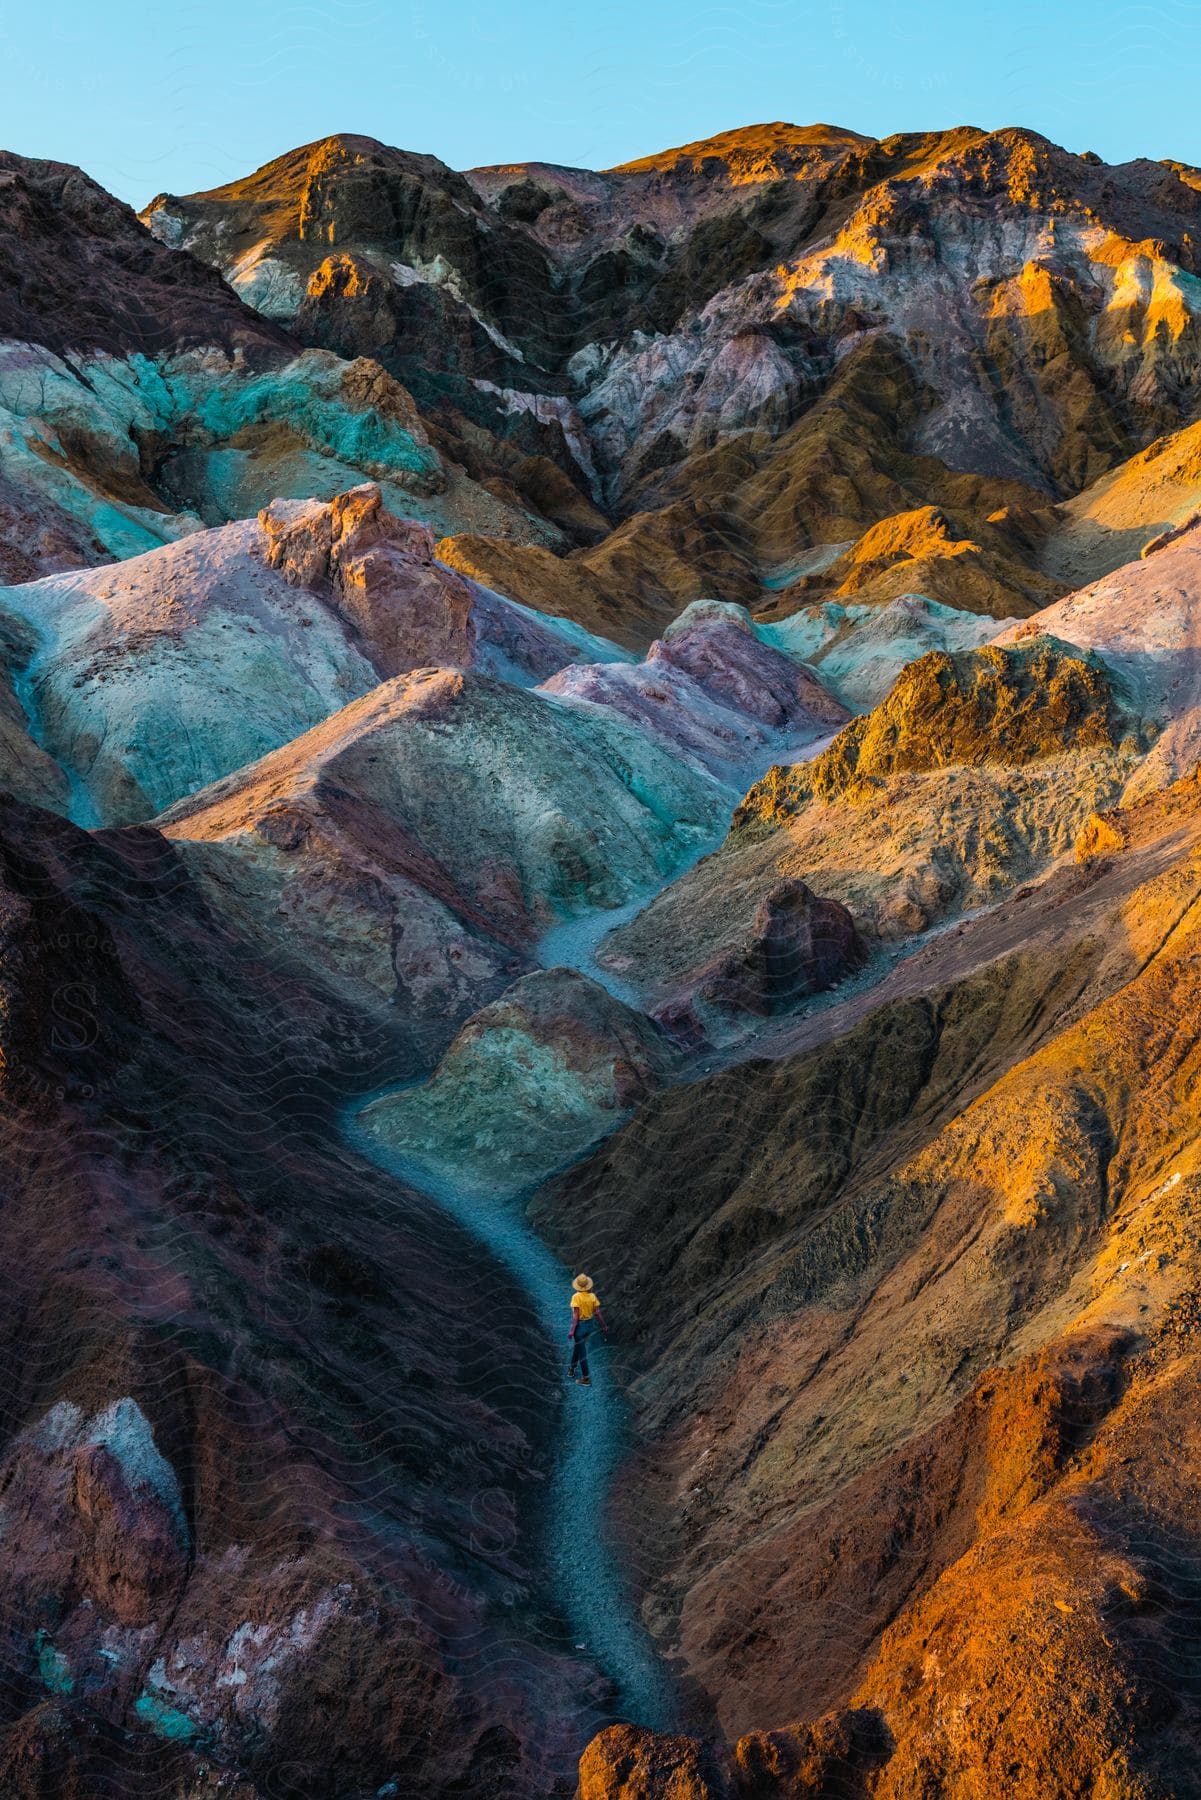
[0,119,1201,1798]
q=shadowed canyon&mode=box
[3,119,1201,1797]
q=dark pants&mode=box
[570,1321,594,1378]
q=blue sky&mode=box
[5,0,1197,206]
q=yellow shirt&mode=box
[571,1289,601,1320]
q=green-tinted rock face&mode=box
[359,966,680,1195]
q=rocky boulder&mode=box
[730,1710,889,1797]
[0,1397,190,1638]
[576,1711,889,1800]
[687,880,863,1023]
[577,1725,732,1800]
[1075,808,1128,863]
[261,482,478,673]
[655,601,847,732]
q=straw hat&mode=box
[572,1273,594,1292]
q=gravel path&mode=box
[341,1096,678,1733]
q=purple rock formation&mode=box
[656,600,847,730]
[686,878,864,1020]
[542,601,848,782]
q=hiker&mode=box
[568,1274,607,1386]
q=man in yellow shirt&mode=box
[568,1274,608,1386]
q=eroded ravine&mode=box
[7,609,103,829]
[341,1098,679,1736]
[338,729,847,1738]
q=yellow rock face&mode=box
[738,640,1129,823]
[1075,809,1128,863]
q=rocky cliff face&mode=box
[0,148,574,592]
[0,151,290,359]
[741,639,1130,811]
[141,135,601,541]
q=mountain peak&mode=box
[173,132,455,211]
[609,120,874,176]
